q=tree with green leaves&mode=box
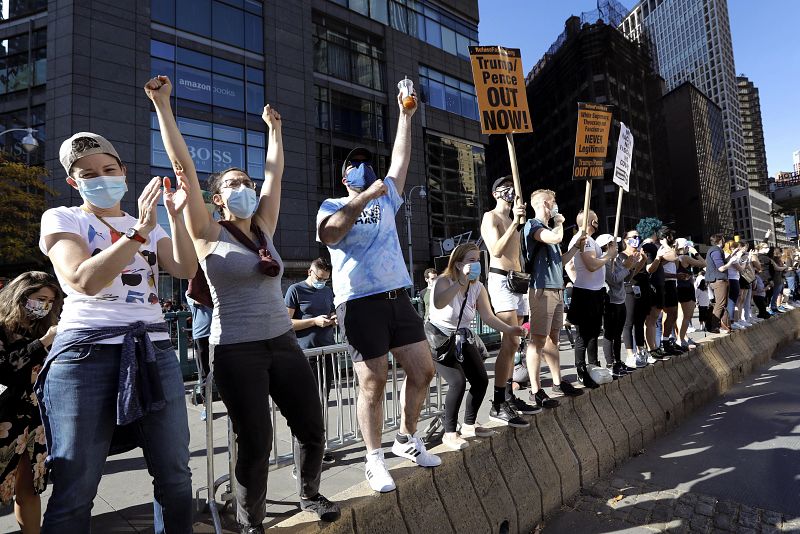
[0,156,54,269]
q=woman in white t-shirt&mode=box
[36,132,197,533]
[426,243,525,450]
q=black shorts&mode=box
[677,285,695,303]
[739,278,751,290]
[651,283,665,310]
[336,290,426,362]
[664,281,679,308]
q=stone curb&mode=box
[277,310,799,533]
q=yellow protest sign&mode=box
[469,46,532,135]
[573,102,612,180]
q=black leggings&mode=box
[574,324,600,367]
[623,291,644,352]
[603,301,626,364]
[212,331,325,526]
[434,340,489,433]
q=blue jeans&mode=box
[41,340,192,533]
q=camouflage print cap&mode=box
[59,132,121,175]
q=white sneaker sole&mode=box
[365,464,396,493]
[391,441,442,467]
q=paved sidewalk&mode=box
[543,339,800,533]
[0,322,718,532]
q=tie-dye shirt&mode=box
[317,177,412,307]
[39,206,170,343]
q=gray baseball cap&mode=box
[59,132,121,174]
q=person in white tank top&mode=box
[426,243,525,450]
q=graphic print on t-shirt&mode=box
[39,206,170,337]
[84,214,157,303]
[355,204,382,225]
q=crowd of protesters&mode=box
[1,75,798,534]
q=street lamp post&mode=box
[0,128,39,154]
[403,185,427,292]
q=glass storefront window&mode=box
[315,85,387,142]
[1,0,47,21]
[419,65,478,121]
[425,134,486,241]
[176,0,211,35]
[0,28,46,96]
[313,16,385,91]
[153,0,263,53]
[213,2,245,48]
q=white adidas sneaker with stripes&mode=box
[365,449,396,493]
[391,435,441,467]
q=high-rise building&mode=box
[659,82,734,243]
[730,188,772,244]
[737,75,769,195]
[0,0,484,291]
[793,150,800,174]
[621,0,748,193]
[487,13,665,234]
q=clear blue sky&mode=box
[477,0,799,177]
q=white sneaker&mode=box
[731,322,745,330]
[365,449,396,493]
[391,435,442,467]
[460,423,493,438]
[442,432,469,450]
[625,354,638,369]
[687,326,697,333]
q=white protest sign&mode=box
[612,122,634,192]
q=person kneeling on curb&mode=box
[426,243,527,448]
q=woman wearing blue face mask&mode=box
[145,76,338,531]
[426,243,526,451]
[37,130,198,533]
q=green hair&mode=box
[636,217,663,239]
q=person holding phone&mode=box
[285,258,338,465]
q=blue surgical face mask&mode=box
[344,163,378,192]
[76,176,127,209]
[467,261,481,281]
[223,185,258,219]
[626,236,641,249]
[312,281,326,290]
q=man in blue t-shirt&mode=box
[286,257,336,351]
[316,90,440,494]
[285,257,337,465]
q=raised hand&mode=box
[363,178,388,201]
[397,91,418,117]
[137,177,162,235]
[144,75,172,105]
[163,170,190,216]
[262,104,282,131]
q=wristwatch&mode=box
[125,227,147,244]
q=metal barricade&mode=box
[197,341,452,532]
[266,344,448,466]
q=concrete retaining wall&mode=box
[278,311,800,533]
